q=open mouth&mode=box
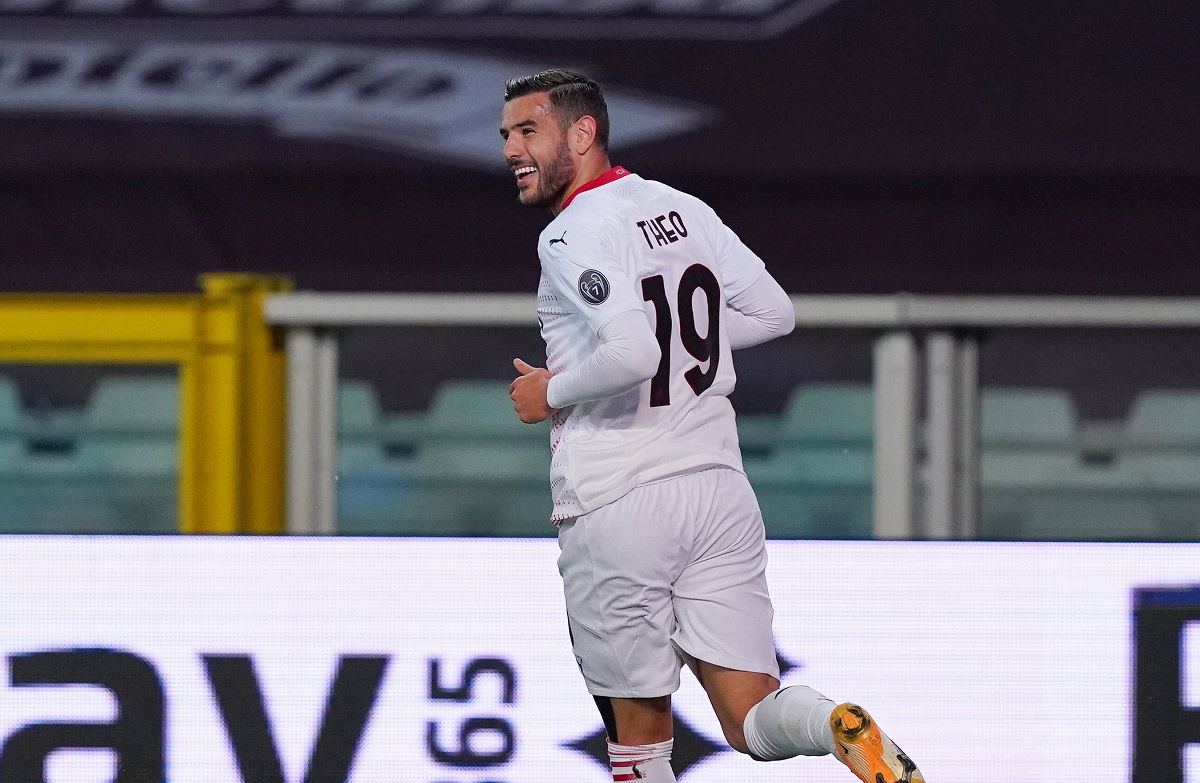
[513,165,537,187]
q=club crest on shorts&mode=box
[577,270,611,305]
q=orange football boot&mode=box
[829,703,925,783]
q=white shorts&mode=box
[556,467,780,699]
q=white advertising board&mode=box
[0,537,1195,782]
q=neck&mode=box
[551,155,613,215]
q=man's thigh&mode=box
[671,469,780,681]
[557,483,690,698]
[557,469,779,698]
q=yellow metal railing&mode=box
[0,273,291,533]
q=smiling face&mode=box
[500,92,579,211]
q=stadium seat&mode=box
[0,375,180,533]
[975,387,1200,541]
[0,376,25,466]
[775,382,874,481]
[736,412,780,458]
[745,458,873,539]
[980,388,1079,453]
[744,384,874,539]
[1110,389,1200,539]
[980,458,1140,538]
[0,376,49,531]
[364,379,553,537]
[337,379,390,472]
[76,375,179,475]
[779,383,874,448]
[979,387,1100,540]
[69,375,178,532]
[333,380,418,534]
[401,442,553,536]
[1122,389,1200,449]
[383,410,425,457]
[422,379,551,444]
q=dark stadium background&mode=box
[2,0,1199,417]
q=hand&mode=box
[509,358,557,424]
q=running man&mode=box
[502,69,924,783]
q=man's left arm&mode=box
[511,220,654,423]
[510,311,660,423]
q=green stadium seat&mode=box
[743,384,874,539]
[980,458,1139,538]
[422,380,551,444]
[0,375,179,533]
[383,411,425,457]
[978,388,1105,540]
[1122,389,1200,449]
[981,388,1079,453]
[0,377,50,531]
[337,379,390,472]
[744,456,873,539]
[779,383,873,447]
[1110,390,1200,540]
[776,382,873,481]
[736,412,780,458]
[70,375,178,532]
[0,376,25,466]
[75,375,179,476]
[403,442,552,535]
[334,380,418,533]
[359,379,553,537]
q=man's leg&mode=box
[597,695,676,781]
[692,658,924,783]
[601,695,673,744]
[557,492,694,783]
[668,470,837,759]
[689,658,834,756]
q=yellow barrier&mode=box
[0,273,292,533]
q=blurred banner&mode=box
[0,0,845,38]
[0,536,1196,782]
[2,0,1199,302]
[0,40,710,170]
[2,0,1200,175]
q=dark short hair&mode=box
[504,69,610,150]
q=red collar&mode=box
[560,166,632,212]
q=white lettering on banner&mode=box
[0,40,710,169]
[0,0,849,39]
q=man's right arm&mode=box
[698,203,794,349]
[725,271,796,349]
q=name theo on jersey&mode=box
[636,211,689,249]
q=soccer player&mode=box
[502,69,924,783]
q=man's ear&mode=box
[571,115,598,154]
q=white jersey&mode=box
[536,168,767,521]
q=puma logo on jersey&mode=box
[636,211,689,249]
[549,231,568,246]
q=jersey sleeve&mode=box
[724,269,796,349]
[545,310,661,408]
[539,218,645,335]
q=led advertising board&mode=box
[0,537,1196,782]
